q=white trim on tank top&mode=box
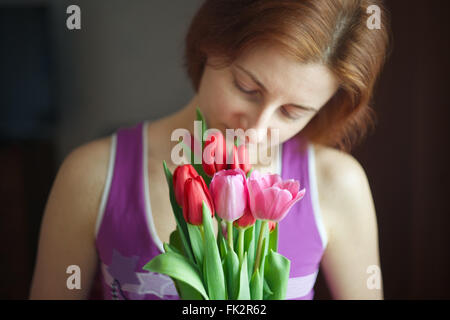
[308,143,328,249]
[142,121,165,253]
[95,133,117,239]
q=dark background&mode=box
[315,0,450,299]
[1,0,449,299]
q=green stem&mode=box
[226,221,234,251]
[254,220,268,273]
[237,228,245,265]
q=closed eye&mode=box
[280,106,303,120]
[233,78,259,95]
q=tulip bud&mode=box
[209,168,248,222]
[268,221,277,233]
[173,164,199,207]
[229,143,252,175]
[183,175,215,225]
[202,131,228,177]
[233,205,255,229]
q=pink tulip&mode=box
[209,168,248,222]
[247,170,306,222]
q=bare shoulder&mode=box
[64,136,113,186]
[61,135,114,227]
[312,143,375,242]
[29,135,114,299]
[313,143,367,192]
[311,143,382,299]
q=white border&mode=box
[95,133,117,239]
[142,121,165,253]
[308,144,328,249]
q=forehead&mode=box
[232,44,339,108]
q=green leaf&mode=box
[175,279,204,300]
[268,223,279,253]
[253,220,262,259]
[191,107,212,185]
[249,268,263,300]
[187,223,204,272]
[169,227,184,255]
[246,167,255,179]
[259,226,269,276]
[233,224,239,251]
[263,249,291,300]
[196,107,208,142]
[223,248,240,300]
[244,225,255,281]
[218,231,228,260]
[258,237,268,298]
[202,201,227,300]
[215,216,228,259]
[163,242,182,256]
[143,250,209,300]
[162,161,195,264]
[263,277,274,300]
[236,252,251,300]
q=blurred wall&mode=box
[315,0,450,300]
[49,0,202,163]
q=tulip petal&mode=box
[264,174,283,188]
[275,188,307,222]
[261,187,293,221]
[210,169,248,222]
[247,178,266,219]
[273,179,300,196]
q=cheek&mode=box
[277,117,312,144]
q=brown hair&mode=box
[184,0,391,152]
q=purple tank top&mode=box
[89,121,328,300]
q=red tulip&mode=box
[183,175,215,225]
[173,164,199,207]
[233,205,255,229]
[229,143,252,175]
[202,131,228,177]
[268,221,277,233]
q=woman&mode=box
[30,0,390,299]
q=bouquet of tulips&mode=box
[143,108,306,300]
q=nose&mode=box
[240,107,273,145]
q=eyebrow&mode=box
[234,64,318,112]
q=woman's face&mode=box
[196,44,339,151]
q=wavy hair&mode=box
[184,0,391,151]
